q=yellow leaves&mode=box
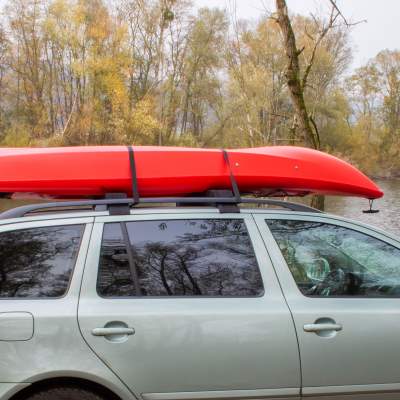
[71,1,86,25]
[127,97,161,144]
[82,0,112,43]
[105,72,127,101]
[87,22,110,43]
[86,54,129,113]
[48,0,69,19]
[112,24,128,49]
[70,60,85,76]
[42,17,57,39]
[2,125,31,147]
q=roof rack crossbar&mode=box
[0,196,322,219]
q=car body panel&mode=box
[0,217,136,400]
[141,388,300,400]
[0,207,399,400]
[0,312,34,341]
[253,213,400,400]
[77,212,301,399]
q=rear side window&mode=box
[0,225,84,298]
[97,219,264,297]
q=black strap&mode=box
[127,146,140,204]
[222,149,241,202]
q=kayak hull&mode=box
[0,146,383,199]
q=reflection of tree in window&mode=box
[97,224,134,297]
[97,220,264,297]
[0,225,83,298]
[268,220,400,297]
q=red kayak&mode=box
[0,146,383,199]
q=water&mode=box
[0,178,399,236]
[325,179,400,236]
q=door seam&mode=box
[251,214,303,395]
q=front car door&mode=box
[254,212,400,400]
[78,211,301,400]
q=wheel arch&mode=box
[10,376,124,400]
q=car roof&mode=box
[0,206,396,241]
[0,195,321,222]
[0,204,324,223]
[0,197,397,244]
[0,206,293,225]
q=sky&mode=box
[195,0,400,70]
[0,0,397,71]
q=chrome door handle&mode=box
[92,327,135,337]
[303,323,342,333]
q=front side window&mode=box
[97,219,264,297]
[0,225,84,298]
[267,219,400,297]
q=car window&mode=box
[267,219,400,297]
[97,219,264,297]
[0,224,84,298]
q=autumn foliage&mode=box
[0,0,399,176]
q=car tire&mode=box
[24,386,107,400]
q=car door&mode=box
[254,213,400,400]
[78,211,301,400]
[0,217,93,383]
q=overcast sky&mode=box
[195,0,399,70]
[0,0,397,71]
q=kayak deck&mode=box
[0,146,383,200]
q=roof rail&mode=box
[0,195,322,220]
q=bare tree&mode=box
[273,0,357,209]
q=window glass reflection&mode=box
[98,219,264,297]
[268,220,400,297]
[0,225,83,298]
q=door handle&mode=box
[92,327,135,337]
[303,323,342,333]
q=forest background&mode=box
[0,0,399,178]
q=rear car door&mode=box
[254,213,400,400]
[78,212,301,400]
[0,217,92,383]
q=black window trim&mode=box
[120,222,142,296]
[96,218,266,299]
[0,223,86,300]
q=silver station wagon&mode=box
[0,196,399,400]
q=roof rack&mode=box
[0,195,322,220]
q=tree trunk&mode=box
[275,0,324,210]
[275,0,319,149]
[311,194,325,210]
